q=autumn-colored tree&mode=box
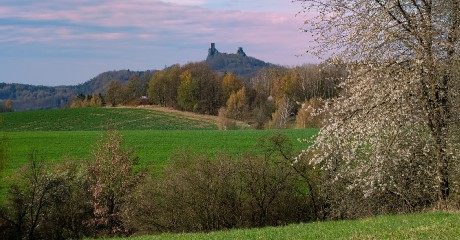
[295,98,326,129]
[121,75,143,103]
[5,99,13,112]
[226,87,250,121]
[217,107,236,130]
[222,72,242,101]
[180,62,223,115]
[82,95,90,108]
[177,71,200,112]
[148,64,181,107]
[90,93,102,107]
[70,98,83,108]
[105,80,122,107]
[271,70,298,103]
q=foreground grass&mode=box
[100,212,460,240]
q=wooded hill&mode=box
[0,70,154,111]
[205,44,274,78]
[0,45,274,111]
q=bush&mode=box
[0,152,93,240]
[126,133,316,234]
[0,129,145,239]
[217,107,237,130]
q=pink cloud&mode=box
[1,0,318,65]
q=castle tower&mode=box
[208,43,218,56]
[237,47,246,57]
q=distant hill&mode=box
[73,69,154,95]
[0,70,154,111]
[205,43,275,78]
[0,44,275,111]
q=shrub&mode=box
[127,133,315,234]
[87,129,145,237]
[0,152,92,240]
[217,107,237,130]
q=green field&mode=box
[0,107,218,131]
[96,212,460,240]
[2,108,458,240]
[0,107,318,198]
[4,129,315,171]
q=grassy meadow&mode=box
[2,108,459,240]
[0,107,218,131]
[0,107,317,197]
[98,212,460,240]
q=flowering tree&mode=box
[88,129,144,236]
[298,0,460,207]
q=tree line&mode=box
[0,100,13,113]
[73,62,345,129]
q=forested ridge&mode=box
[0,47,273,111]
[0,70,153,111]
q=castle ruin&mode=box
[208,43,247,57]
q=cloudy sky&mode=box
[0,0,316,86]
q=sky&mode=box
[0,0,317,86]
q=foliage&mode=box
[221,72,242,100]
[0,131,318,238]
[225,87,250,121]
[0,152,93,239]
[216,107,236,130]
[0,70,153,111]
[296,98,326,129]
[177,71,200,112]
[105,80,123,107]
[299,0,460,211]
[147,65,181,107]
[123,133,313,234]
[0,100,14,113]
[87,129,145,236]
[0,130,146,239]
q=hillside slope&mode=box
[205,43,274,78]
[0,70,153,111]
[0,107,218,131]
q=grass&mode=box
[0,129,317,199]
[0,107,218,131]
[95,212,460,240]
[3,129,316,169]
[0,107,317,198]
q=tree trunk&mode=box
[421,64,451,202]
